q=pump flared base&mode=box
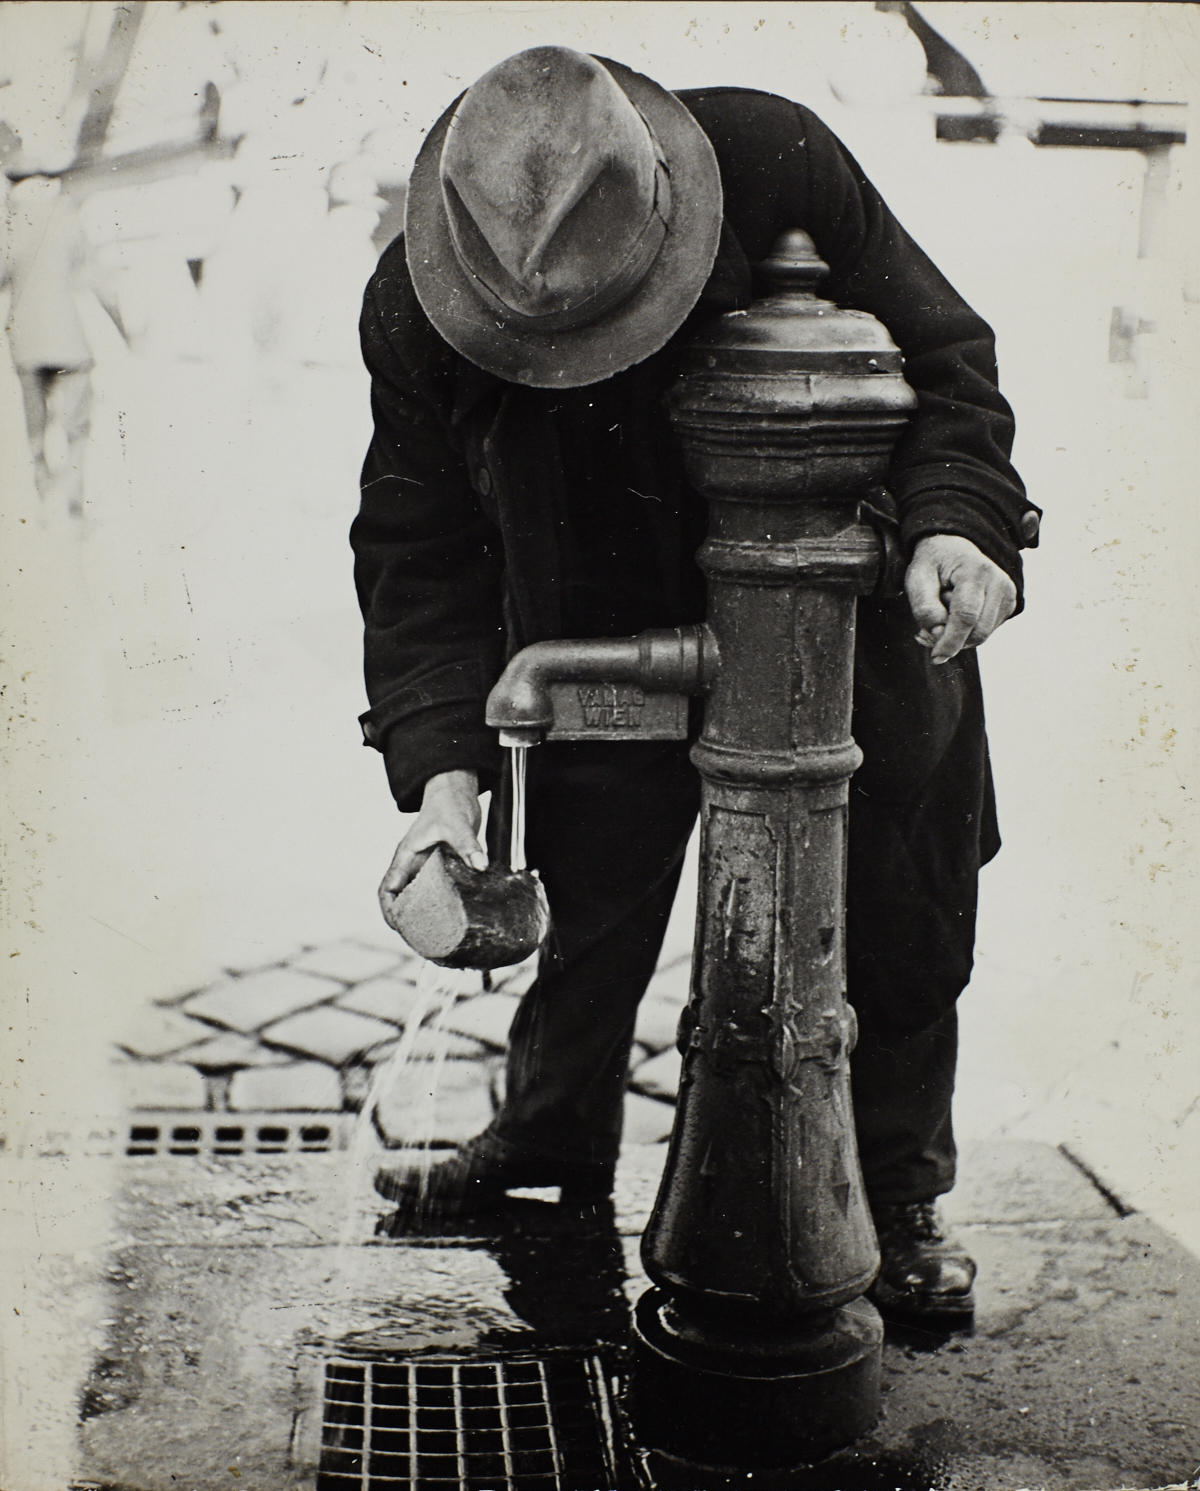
[629,1288,883,1469]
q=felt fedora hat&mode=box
[405,46,723,388]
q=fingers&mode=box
[933,573,985,662]
[972,570,1016,645]
[378,837,423,901]
[380,825,487,898]
[378,815,488,930]
[932,568,1015,662]
[906,536,1017,664]
[904,547,949,635]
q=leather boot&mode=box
[374,1127,615,1213]
[869,1200,976,1329]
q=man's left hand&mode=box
[904,534,1017,664]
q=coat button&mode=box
[1019,510,1040,543]
[476,467,493,497]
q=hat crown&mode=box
[440,47,666,326]
[406,48,722,386]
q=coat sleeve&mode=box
[350,250,506,812]
[790,103,1040,600]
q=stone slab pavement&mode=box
[106,931,687,1138]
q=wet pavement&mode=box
[15,1137,1198,1491]
[9,942,1199,1491]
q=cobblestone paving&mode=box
[114,936,689,1144]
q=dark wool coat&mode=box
[351,88,1039,895]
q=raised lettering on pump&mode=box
[577,684,646,729]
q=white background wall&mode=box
[2,2,1198,1246]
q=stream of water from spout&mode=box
[509,743,528,871]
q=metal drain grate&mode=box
[316,1351,632,1490]
[124,1112,351,1156]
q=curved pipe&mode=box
[485,624,719,744]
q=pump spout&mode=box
[485,624,718,746]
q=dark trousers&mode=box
[489,731,977,1208]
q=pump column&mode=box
[630,229,918,1469]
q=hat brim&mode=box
[405,57,723,389]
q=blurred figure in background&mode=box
[4,170,93,516]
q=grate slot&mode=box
[121,1112,349,1157]
[316,1351,631,1490]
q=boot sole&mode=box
[869,1280,975,1332]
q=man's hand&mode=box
[904,534,1017,664]
[379,769,486,930]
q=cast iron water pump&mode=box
[485,229,917,1468]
